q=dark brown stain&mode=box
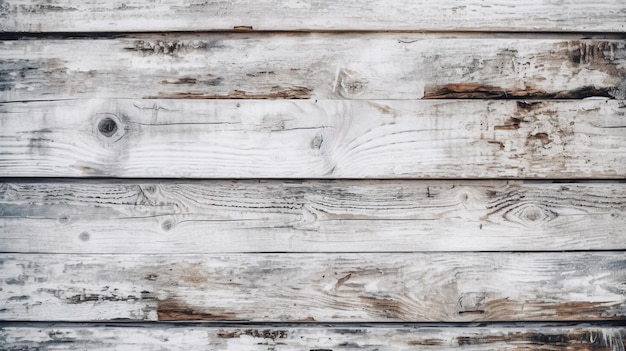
[457,329,619,350]
[494,117,522,131]
[161,77,197,84]
[217,329,287,340]
[487,140,505,150]
[147,87,312,99]
[407,339,445,346]
[233,26,254,31]
[157,298,241,321]
[160,77,224,86]
[527,132,550,145]
[458,309,485,315]
[424,83,614,99]
[516,101,543,111]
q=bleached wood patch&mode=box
[1,180,625,253]
[1,0,625,32]
[1,36,625,101]
[1,324,625,351]
[1,253,625,322]
[1,99,624,178]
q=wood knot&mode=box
[506,203,558,228]
[95,113,126,143]
[98,117,118,137]
[162,219,174,231]
[79,231,90,242]
[336,69,368,97]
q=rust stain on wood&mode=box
[233,26,254,31]
[157,298,241,321]
[146,87,312,99]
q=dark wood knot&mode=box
[98,117,118,137]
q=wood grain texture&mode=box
[1,0,625,32]
[2,36,625,101]
[1,253,625,322]
[1,180,625,253]
[1,99,625,178]
[1,324,625,351]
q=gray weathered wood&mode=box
[1,180,625,253]
[2,36,625,101]
[1,253,625,322]
[1,99,624,178]
[1,0,625,32]
[1,324,625,351]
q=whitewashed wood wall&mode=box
[1,1,626,350]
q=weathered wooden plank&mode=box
[2,36,625,102]
[1,1,625,32]
[1,253,624,322]
[1,324,625,351]
[1,99,624,178]
[1,180,625,253]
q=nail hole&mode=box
[98,117,118,137]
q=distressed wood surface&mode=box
[1,99,625,178]
[1,324,625,351]
[1,180,625,253]
[1,1,625,33]
[2,36,626,102]
[1,253,625,322]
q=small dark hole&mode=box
[98,117,118,137]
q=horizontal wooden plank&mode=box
[2,36,625,101]
[1,99,625,178]
[1,324,625,351]
[1,180,625,253]
[1,253,624,322]
[1,1,625,32]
